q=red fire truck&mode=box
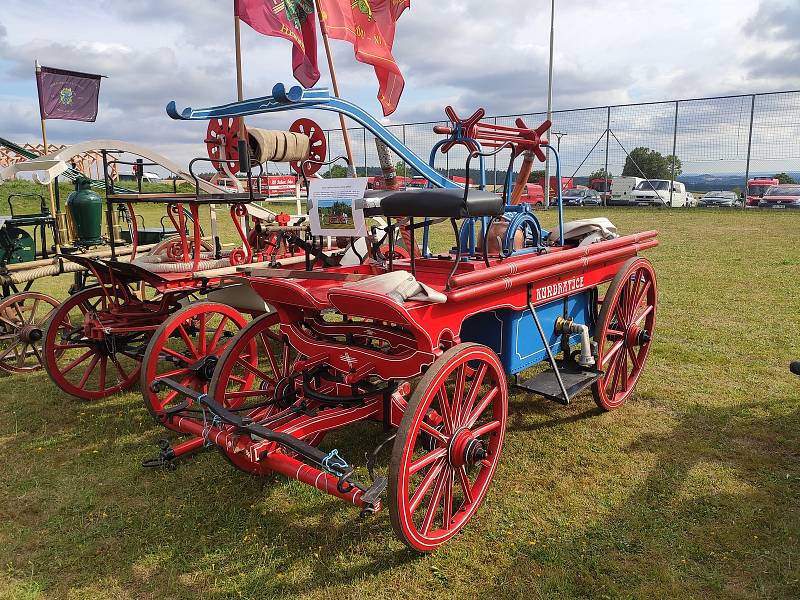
[746,177,779,207]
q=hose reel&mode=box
[205,117,326,176]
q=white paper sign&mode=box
[307,177,368,237]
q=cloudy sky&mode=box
[1,0,799,169]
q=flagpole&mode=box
[35,60,62,251]
[233,7,249,174]
[314,0,356,176]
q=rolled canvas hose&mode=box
[248,128,310,163]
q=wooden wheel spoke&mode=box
[176,325,199,358]
[61,348,94,375]
[28,298,41,324]
[442,469,454,531]
[160,346,194,365]
[198,313,207,354]
[436,386,455,434]
[208,316,231,352]
[419,420,448,445]
[471,419,501,439]
[0,340,21,362]
[0,315,21,329]
[456,465,474,506]
[15,343,27,367]
[237,355,276,385]
[634,303,654,325]
[77,355,100,388]
[451,364,467,428]
[157,366,192,380]
[30,342,43,365]
[420,465,450,535]
[632,280,651,315]
[409,447,447,475]
[601,339,624,368]
[409,459,445,515]
[459,363,487,424]
[466,386,499,429]
[259,332,282,379]
[98,356,107,391]
[621,349,631,392]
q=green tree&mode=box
[774,172,796,184]
[622,147,682,179]
[325,164,349,178]
[589,168,612,179]
[528,169,545,183]
[394,161,407,177]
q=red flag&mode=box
[235,0,320,88]
[318,0,410,116]
[36,65,102,122]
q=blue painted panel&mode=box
[460,291,593,375]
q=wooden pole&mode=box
[35,60,62,252]
[314,0,356,175]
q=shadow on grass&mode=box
[479,398,800,598]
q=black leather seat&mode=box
[379,188,503,218]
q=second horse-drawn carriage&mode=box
[142,84,658,552]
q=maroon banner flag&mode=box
[36,65,102,122]
[318,0,410,116]
[235,0,320,88]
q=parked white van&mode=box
[609,176,643,206]
[630,179,688,207]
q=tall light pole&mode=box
[543,0,555,208]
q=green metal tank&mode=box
[66,177,103,246]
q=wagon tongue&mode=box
[151,377,387,509]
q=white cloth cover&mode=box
[343,270,447,304]
[549,218,618,246]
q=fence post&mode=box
[325,129,331,178]
[743,94,756,210]
[363,128,367,177]
[604,106,610,204]
[493,117,498,190]
[669,100,679,207]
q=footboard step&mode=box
[515,361,603,403]
[360,476,388,507]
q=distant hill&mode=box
[676,173,800,192]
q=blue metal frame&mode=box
[167,83,566,252]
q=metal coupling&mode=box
[555,317,596,368]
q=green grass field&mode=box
[0,182,798,599]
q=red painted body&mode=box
[747,177,779,206]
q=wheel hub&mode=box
[448,428,486,468]
[190,355,219,381]
[18,324,43,343]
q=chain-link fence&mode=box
[321,90,800,205]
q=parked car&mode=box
[562,188,602,206]
[758,184,800,209]
[698,190,740,207]
[630,180,689,207]
[503,183,545,206]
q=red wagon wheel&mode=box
[140,302,252,431]
[42,287,143,400]
[592,257,657,411]
[389,342,508,552]
[0,292,60,373]
[289,118,326,177]
[208,312,324,475]
[206,117,245,174]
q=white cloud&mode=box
[0,0,798,171]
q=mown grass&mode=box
[0,181,798,599]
